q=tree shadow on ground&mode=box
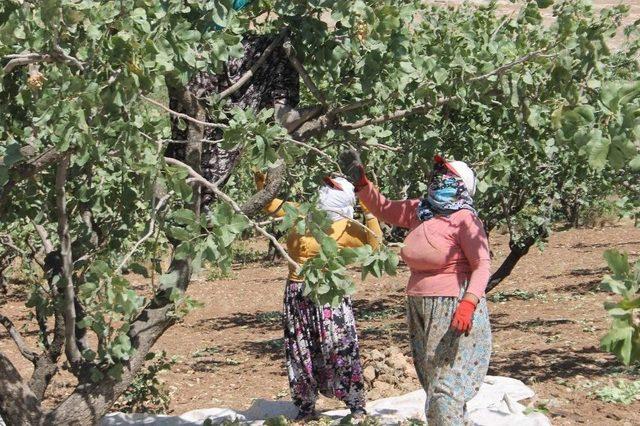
[195,310,283,332]
[352,295,405,322]
[554,278,602,295]
[491,317,575,335]
[537,266,607,296]
[236,337,285,361]
[489,346,619,383]
[571,240,640,250]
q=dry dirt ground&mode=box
[3,223,640,425]
[2,2,640,425]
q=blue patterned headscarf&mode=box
[417,162,477,221]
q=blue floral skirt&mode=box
[407,295,492,425]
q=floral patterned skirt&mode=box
[283,280,366,415]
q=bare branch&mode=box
[55,153,82,365]
[361,141,401,152]
[116,193,172,274]
[489,11,515,42]
[219,29,288,100]
[325,210,382,245]
[141,95,228,129]
[2,47,85,74]
[30,220,54,255]
[3,53,54,74]
[51,44,85,71]
[280,136,339,165]
[283,40,326,105]
[164,157,301,272]
[256,217,285,227]
[468,47,552,82]
[336,97,452,131]
[0,314,37,363]
[0,234,24,256]
[327,99,375,116]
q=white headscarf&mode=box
[317,176,356,222]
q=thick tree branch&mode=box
[165,157,301,272]
[0,352,44,424]
[283,40,326,105]
[486,226,548,293]
[170,84,205,215]
[0,314,37,363]
[55,153,82,366]
[240,161,287,217]
[219,29,288,100]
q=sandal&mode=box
[350,408,367,421]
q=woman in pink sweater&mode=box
[339,149,492,425]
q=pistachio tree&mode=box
[0,0,639,424]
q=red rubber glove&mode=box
[451,300,477,336]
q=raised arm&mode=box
[338,148,418,229]
[357,181,419,229]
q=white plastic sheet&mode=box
[98,376,551,425]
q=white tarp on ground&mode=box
[99,376,551,425]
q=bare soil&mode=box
[2,222,640,425]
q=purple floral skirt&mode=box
[283,280,366,415]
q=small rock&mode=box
[387,353,408,369]
[385,346,401,356]
[369,349,384,361]
[373,380,393,392]
[363,366,376,382]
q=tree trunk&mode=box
[42,258,191,425]
[486,226,548,293]
[166,33,299,207]
[0,352,44,425]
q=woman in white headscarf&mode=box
[256,172,382,421]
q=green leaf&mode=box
[159,270,181,289]
[173,209,197,225]
[585,130,610,170]
[604,250,630,277]
[107,363,124,380]
[1,143,24,168]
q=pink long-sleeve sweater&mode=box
[358,181,491,299]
